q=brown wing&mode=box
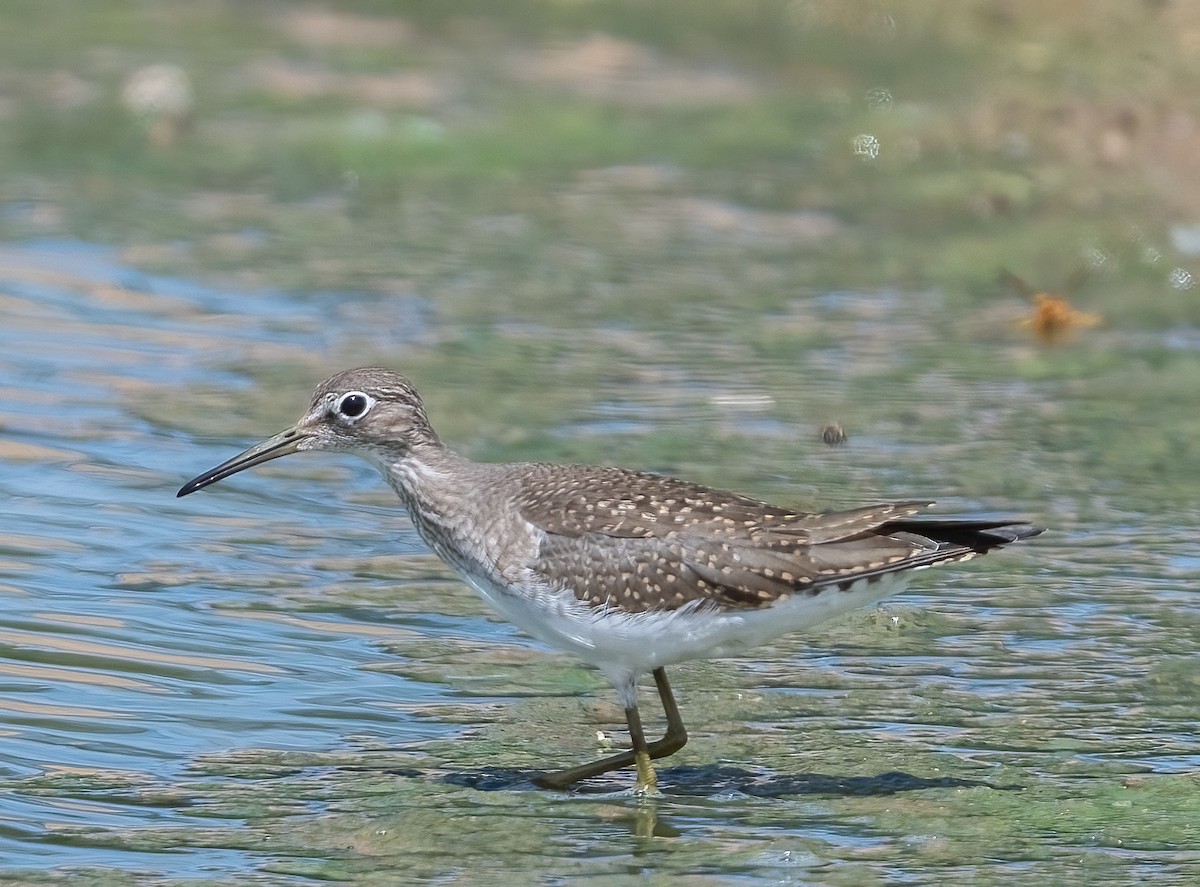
[513,463,926,543]
[512,463,1037,614]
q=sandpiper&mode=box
[178,367,1041,792]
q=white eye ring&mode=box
[334,391,375,421]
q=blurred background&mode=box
[1,1,1198,884]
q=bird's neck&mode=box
[368,441,473,513]
[366,442,515,580]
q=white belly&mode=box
[460,568,912,699]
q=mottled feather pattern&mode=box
[508,462,1026,614]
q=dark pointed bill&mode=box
[177,427,307,497]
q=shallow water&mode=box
[1,238,1198,885]
[4,1,1200,881]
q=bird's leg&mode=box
[530,699,653,791]
[645,667,688,759]
[625,695,658,793]
[531,667,688,792]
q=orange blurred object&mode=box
[999,269,1102,345]
[1024,292,1102,344]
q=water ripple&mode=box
[1,241,1197,881]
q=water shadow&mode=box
[440,764,1020,797]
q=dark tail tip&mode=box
[884,518,1044,553]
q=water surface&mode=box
[3,3,1200,884]
[2,238,1198,885]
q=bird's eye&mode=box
[335,391,372,419]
